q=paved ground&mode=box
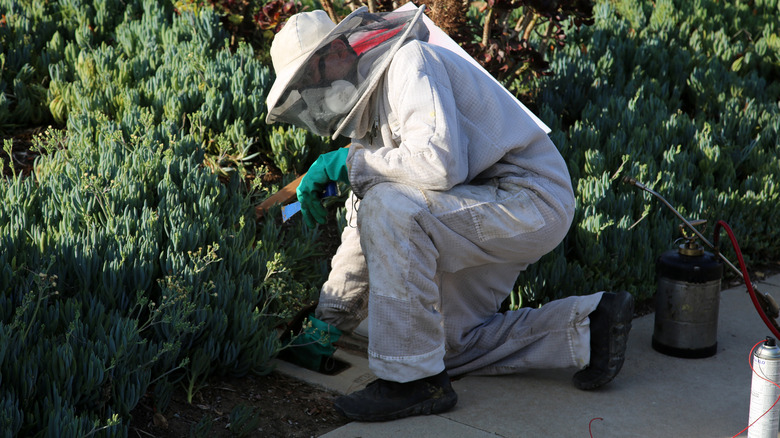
[275,274,780,438]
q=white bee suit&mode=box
[315,37,603,383]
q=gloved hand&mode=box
[296,148,350,227]
[281,315,342,372]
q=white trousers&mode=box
[316,178,602,382]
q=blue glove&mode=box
[296,148,350,227]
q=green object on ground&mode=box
[283,315,343,371]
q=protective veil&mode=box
[266,8,429,139]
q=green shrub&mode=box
[515,0,780,305]
[2,0,332,176]
[0,0,144,130]
[1,107,327,435]
[1,1,328,435]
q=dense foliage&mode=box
[1,0,330,435]
[515,0,780,305]
[0,0,778,435]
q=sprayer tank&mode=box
[653,244,724,358]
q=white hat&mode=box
[265,8,367,123]
[265,6,428,139]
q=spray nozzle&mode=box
[766,337,777,347]
[678,221,706,256]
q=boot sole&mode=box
[334,390,458,422]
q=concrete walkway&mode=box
[275,274,780,438]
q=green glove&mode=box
[283,315,342,372]
[296,148,350,227]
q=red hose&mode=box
[714,220,780,340]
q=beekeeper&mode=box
[265,6,634,422]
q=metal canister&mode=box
[749,337,780,438]
[652,239,723,358]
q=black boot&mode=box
[333,370,457,422]
[572,291,634,390]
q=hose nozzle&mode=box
[622,176,637,186]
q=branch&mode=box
[540,17,554,58]
[482,8,493,46]
[321,0,338,23]
[521,12,537,42]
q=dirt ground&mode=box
[129,370,350,438]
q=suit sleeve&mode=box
[348,42,469,198]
